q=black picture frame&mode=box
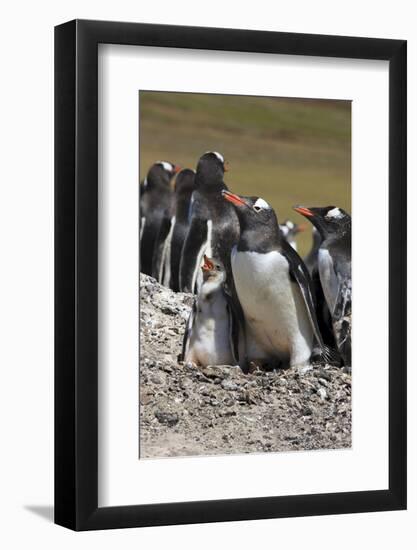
[55,19,407,531]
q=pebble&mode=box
[317,387,327,401]
[154,411,179,427]
[201,366,227,380]
[298,365,313,375]
[221,380,239,391]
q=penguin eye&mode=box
[253,206,261,213]
[216,265,221,271]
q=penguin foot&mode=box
[311,345,341,367]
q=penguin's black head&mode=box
[293,205,351,238]
[223,191,277,226]
[174,168,196,195]
[222,191,281,252]
[147,160,181,188]
[196,151,228,186]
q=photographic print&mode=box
[139,91,351,459]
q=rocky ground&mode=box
[139,273,352,458]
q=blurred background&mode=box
[139,91,351,256]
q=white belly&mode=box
[188,290,234,366]
[190,219,212,293]
[231,248,313,366]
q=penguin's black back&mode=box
[169,169,196,291]
[193,185,240,281]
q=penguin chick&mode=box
[180,256,240,367]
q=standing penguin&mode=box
[294,206,351,367]
[140,161,180,276]
[179,256,241,367]
[279,219,306,251]
[179,152,240,293]
[223,191,332,369]
[168,169,196,292]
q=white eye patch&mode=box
[326,207,343,219]
[286,220,294,229]
[157,161,173,172]
[253,197,270,210]
[205,151,224,163]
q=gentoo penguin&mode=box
[168,169,196,292]
[140,161,180,276]
[279,219,306,251]
[179,152,240,293]
[294,206,351,367]
[179,255,241,367]
[222,191,333,369]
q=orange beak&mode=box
[173,164,181,174]
[202,254,214,271]
[223,160,230,172]
[222,190,247,207]
[297,224,308,233]
[293,206,313,217]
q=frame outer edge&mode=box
[54,19,77,530]
[74,20,101,530]
[54,19,408,530]
[388,40,407,509]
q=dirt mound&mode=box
[139,273,352,458]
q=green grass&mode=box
[139,92,351,257]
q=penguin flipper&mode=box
[283,240,327,351]
[179,298,197,363]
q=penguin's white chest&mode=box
[231,248,312,363]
